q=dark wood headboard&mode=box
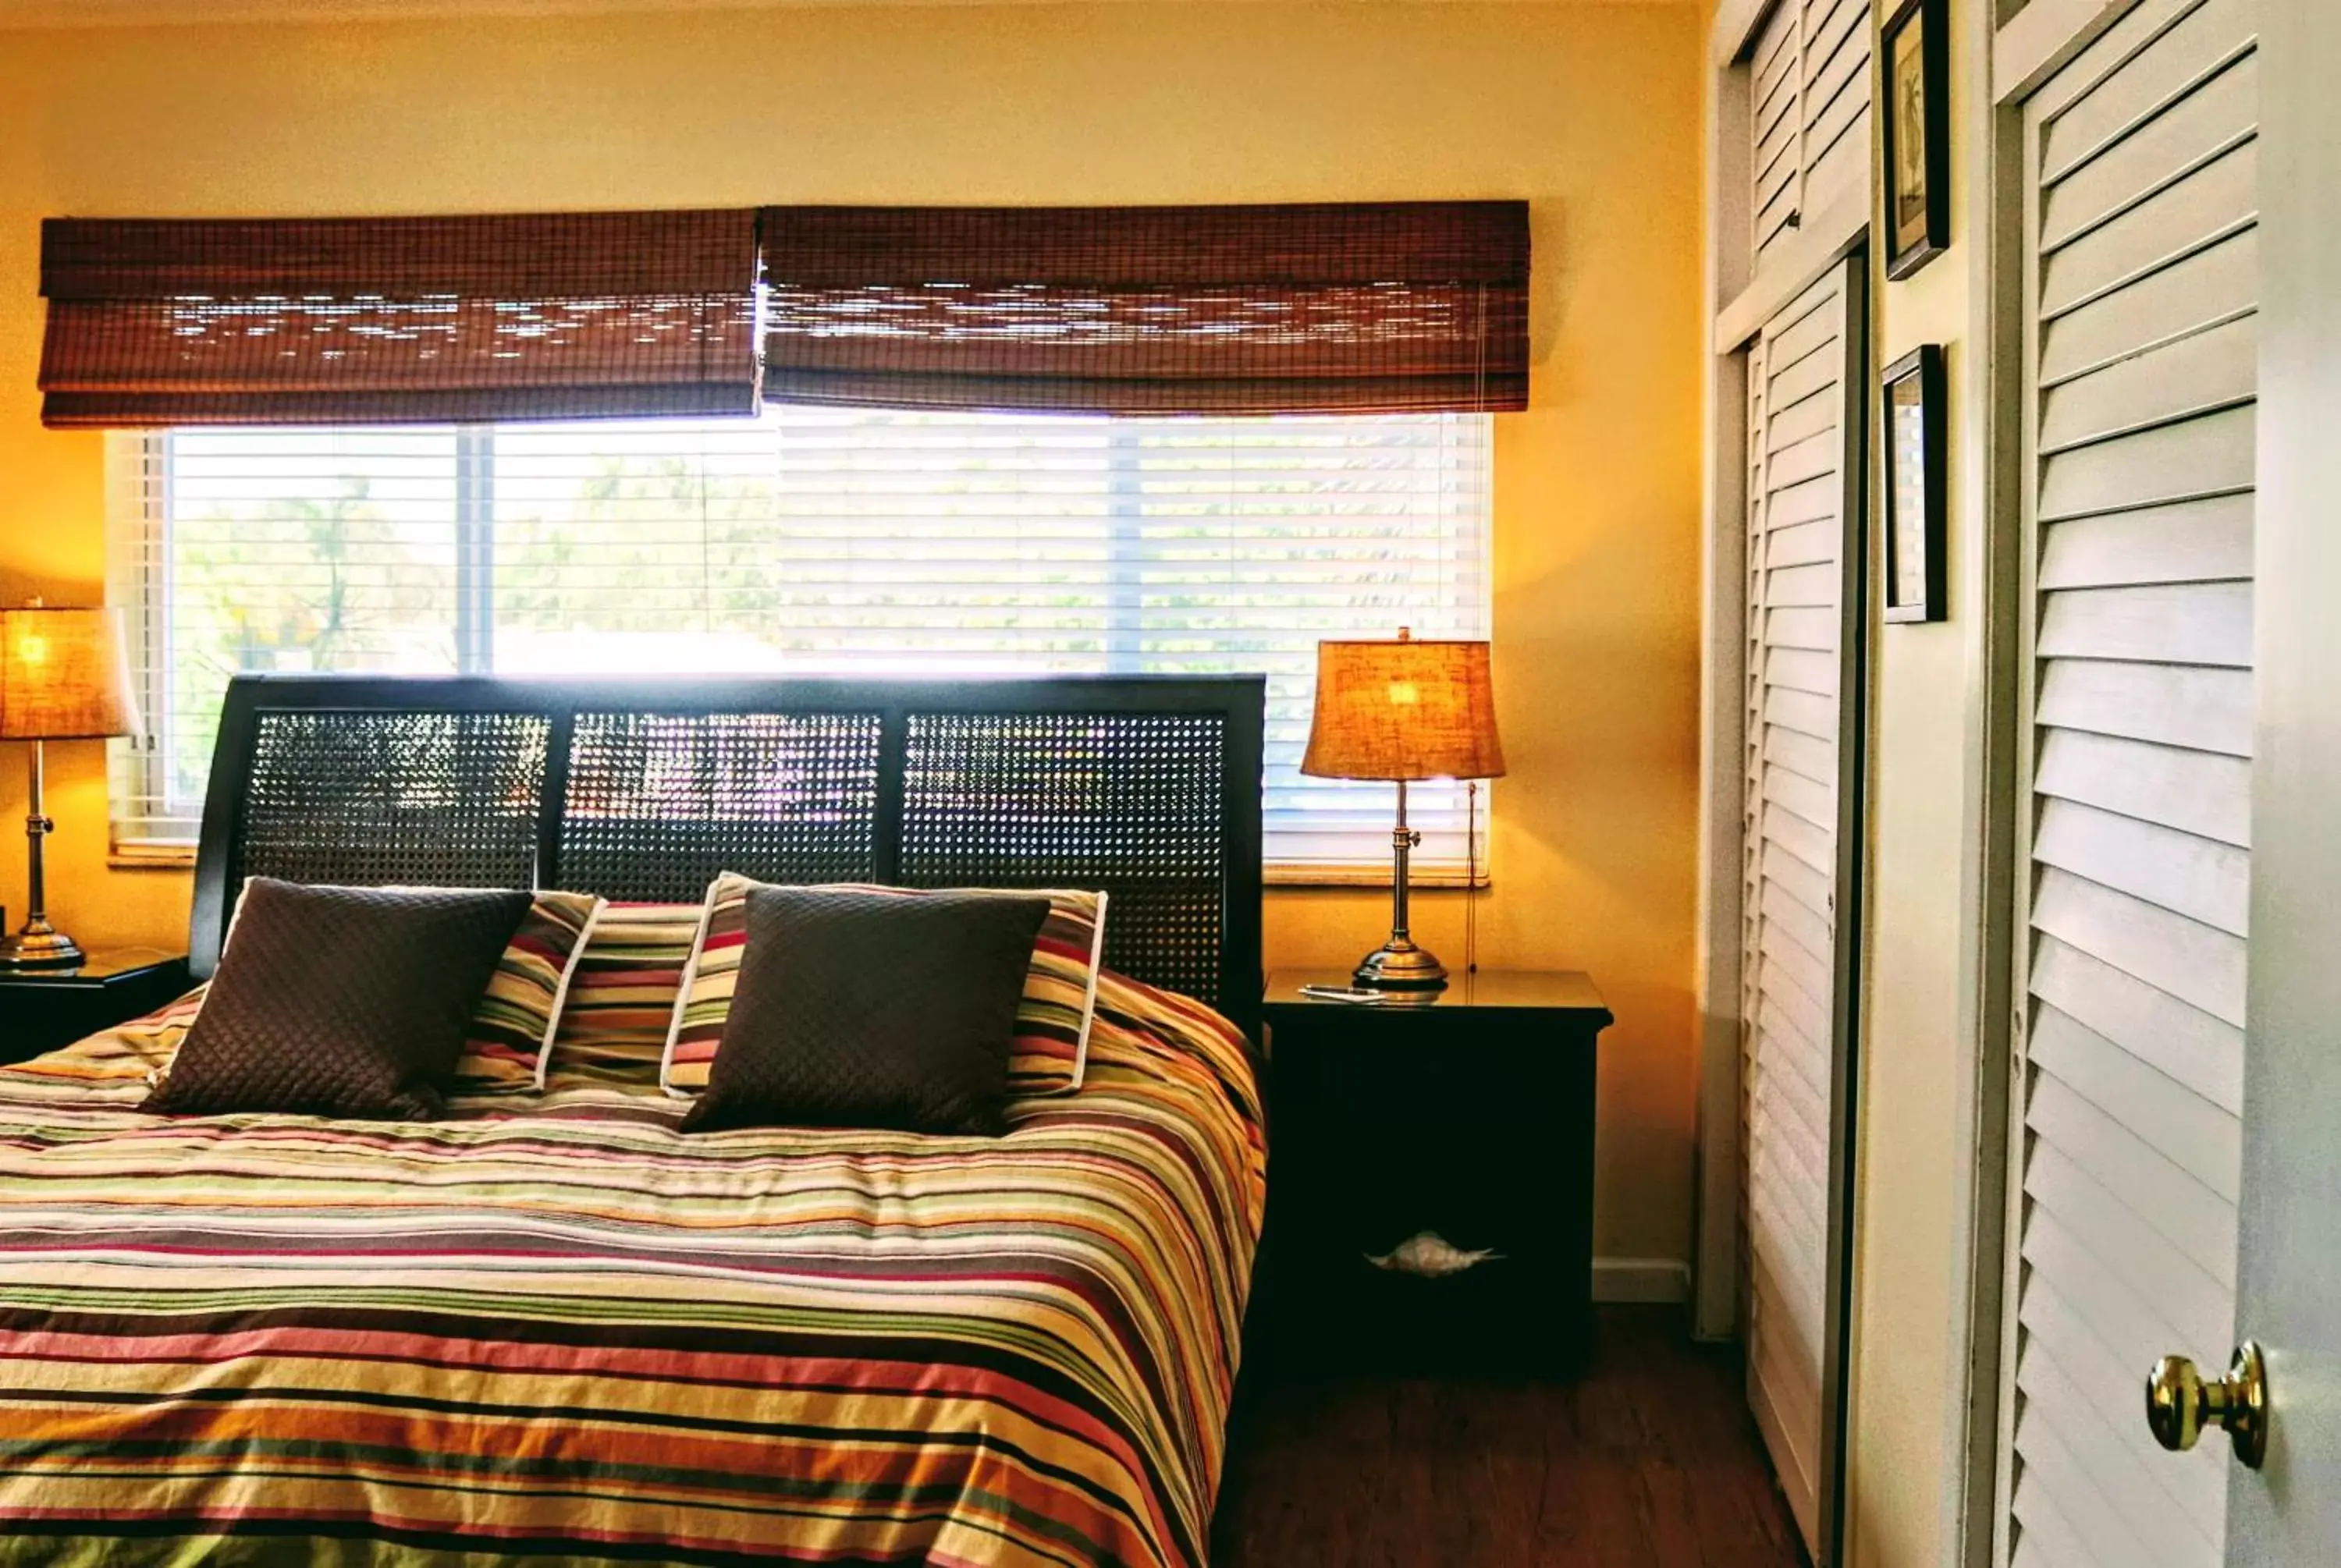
[190,674,1265,1035]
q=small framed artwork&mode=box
[1881,346,1945,624]
[1882,0,1950,281]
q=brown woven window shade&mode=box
[38,211,762,428]
[757,202,1529,416]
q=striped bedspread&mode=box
[0,973,1263,1567]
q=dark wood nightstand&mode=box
[0,949,191,1062]
[1254,968,1613,1378]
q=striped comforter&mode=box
[0,974,1263,1567]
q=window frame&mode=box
[109,418,1497,886]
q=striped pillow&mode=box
[172,885,602,1095]
[663,875,1108,1100]
[461,890,603,1091]
[543,900,709,1087]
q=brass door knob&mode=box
[2145,1340,2268,1470]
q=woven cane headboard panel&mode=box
[190,675,1265,1032]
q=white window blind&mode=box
[108,410,1493,880]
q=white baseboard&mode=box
[1592,1257,1692,1304]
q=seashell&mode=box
[1364,1230,1503,1278]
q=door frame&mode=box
[1694,7,1875,1561]
[1948,3,2231,1566]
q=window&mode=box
[109,409,1493,879]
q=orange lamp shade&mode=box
[0,605,141,741]
[1300,631,1505,782]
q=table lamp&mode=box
[1301,627,1505,992]
[0,601,140,969]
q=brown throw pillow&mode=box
[146,879,533,1120]
[681,887,1051,1137]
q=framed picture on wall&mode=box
[1882,0,1949,279]
[1881,346,1946,623]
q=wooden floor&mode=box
[1211,1305,1809,1568]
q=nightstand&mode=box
[0,949,191,1062]
[1255,968,1613,1377]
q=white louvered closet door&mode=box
[2007,0,2257,1563]
[1741,255,1862,1559]
[1750,0,1874,272]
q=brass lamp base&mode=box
[1353,939,1449,993]
[0,918,85,970]
[4,740,87,970]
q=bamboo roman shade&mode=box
[757,202,1530,415]
[38,210,764,427]
[40,202,1529,427]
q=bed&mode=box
[0,674,1267,1568]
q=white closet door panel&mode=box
[1760,764,1835,839]
[2012,1407,2167,1568]
[1757,109,1799,190]
[2031,870,2247,1028]
[1760,727,1837,799]
[2037,314,2255,451]
[1765,559,1839,608]
[1769,352,1845,421]
[1752,1027,1831,1150]
[1797,0,1869,222]
[2016,1347,2214,1568]
[1764,644,1838,698]
[1751,1105,1828,1233]
[1764,605,1838,654]
[2034,580,2251,665]
[1752,2,1797,105]
[1748,1178,1825,1309]
[1761,839,1834,924]
[2040,48,2255,249]
[2022,1210,2203,1385]
[1756,917,1831,1015]
[2029,1004,2243,1199]
[1750,1246,1824,1380]
[2037,0,2254,179]
[1753,971,1831,1105]
[2024,1135,2233,1352]
[2035,403,2256,521]
[2037,492,2253,590]
[2027,1070,2238,1276]
[1767,517,1838,569]
[2034,658,2252,756]
[1767,290,1842,369]
[1767,472,1843,529]
[1803,107,1869,222]
[1767,385,1839,452]
[2029,933,2245,1112]
[2009,12,2255,1559]
[1756,186,1803,260]
[2032,796,2250,935]
[1739,258,1855,1561]
[2020,1274,2229,1520]
[1760,945,1835,1044]
[1760,876,1831,963]
[1759,798,1833,882]
[1753,1048,1831,1165]
[2010,1470,2097,1568]
[1803,0,1867,98]
[2034,727,2250,848]
[2038,227,2255,384]
[1764,686,1838,744]
[2037,145,2256,321]
[1806,65,1867,168]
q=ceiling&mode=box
[0,0,1668,25]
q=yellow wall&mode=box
[1844,5,1976,1565]
[0,3,1708,1268]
